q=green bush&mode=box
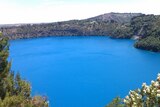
[0,32,49,107]
[107,73,160,107]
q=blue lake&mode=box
[9,36,160,107]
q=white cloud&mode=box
[0,0,160,24]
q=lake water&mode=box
[9,36,160,107]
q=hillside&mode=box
[88,12,142,23]
[0,12,141,39]
[132,15,160,52]
[0,12,160,52]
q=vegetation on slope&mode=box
[0,32,48,107]
[134,36,160,52]
[87,13,142,24]
[132,15,160,52]
[1,20,118,39]
[1,12,160,52]
[0,13,141,39]
[106,73,160,107]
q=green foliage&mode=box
[0,33,10,99]
[107,73,160,107]
[106,97,124,107]
[0,32,49,107]
[131,15,157,37]
[134,36,160,52]
[0,95,48,107]
[131,15,160,52]
[111,23,132,39]
[123,74,160,107]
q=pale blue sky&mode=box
[0,0,159,24]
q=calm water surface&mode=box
[9,36,160,107]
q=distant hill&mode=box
[0,12,142,39]
[87,12,142,23]
[0,12,160,52]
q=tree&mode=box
[0,32,11,99]
[107,73,160,107]
[0,32,49,106]
[123,74,160,107]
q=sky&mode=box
[0,0,160,24]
